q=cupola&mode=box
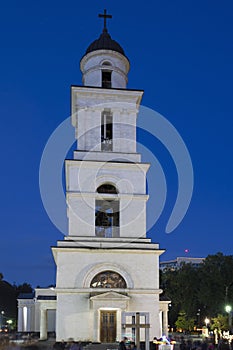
[80,10,130,89]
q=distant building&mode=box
[160,257,205,271]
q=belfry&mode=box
[18,10,170,346]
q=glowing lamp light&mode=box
[204,318,210,327]
[225,305,232,313]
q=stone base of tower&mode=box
[17,292,170,342]
[50,243,167,342]
[55,291,161,342]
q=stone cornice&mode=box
[65,159,150,172]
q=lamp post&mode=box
[0,311,5,328]
[204,318,210,328]
[197,309,201,328]
[6,319,13,331]
[204,318,210,336]
[225,305,232,330]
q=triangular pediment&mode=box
[90,291,130,301]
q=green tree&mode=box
[0,278,17,318]
[14,283,33,296]
[175,311,195,332]
[160,262,202,327]
[161,253,233,329]
[160,268,180,327]
[197,253,233,317]
[211,314,228,332]
[175,263,201,318]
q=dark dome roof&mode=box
[85,29,125,56]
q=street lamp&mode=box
[204,318,210,327]
[204,317,210,336]
[225,305,232,330]
[6,319,13,331]
[225,305,232,313]
[197,309,201,328]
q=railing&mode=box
[101,138,113,151]
[102,81,112,88]
[95,226,119,238]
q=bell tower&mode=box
[67,10,149,241]
[52,10,166,343]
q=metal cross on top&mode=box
[98,9,112,31]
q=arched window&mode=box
[102,61,112,66]
[95,199,119,238]
[95,182,119,238]
[90,271,127,288]
[97,184,118,194]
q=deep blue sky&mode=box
[0,1,232,288]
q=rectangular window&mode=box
[101,111,113,151]
[102,71,112,88]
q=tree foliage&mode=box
[14,282,33,296]
[211,314,228,331]
[197,253,233,316]
[175,311,195,332]
[0,277,34,323]
[160,253,233,330]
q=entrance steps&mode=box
[83,343,119,350]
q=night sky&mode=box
[0,0,232,288]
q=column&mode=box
[145,313,150,350]
[40,308,47,340]
[159,310,163,337]
[162,310,168,337]
[92,309,98,342]
[18,307,23,332]
[26,305,32,332]
[112,109,121,152]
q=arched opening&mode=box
[95,199,119,238]
[101,61,112,66]
[95,182,119,237]
[97,184,118,194]
[90,270,127,288]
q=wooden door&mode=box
[100,310,117,343]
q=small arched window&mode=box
[102,61,112,66]
[97,184,118,194]
[90,271,127,288]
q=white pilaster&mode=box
[162,310,168,336]
[40,308,47,340]
[18,306,23,332]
